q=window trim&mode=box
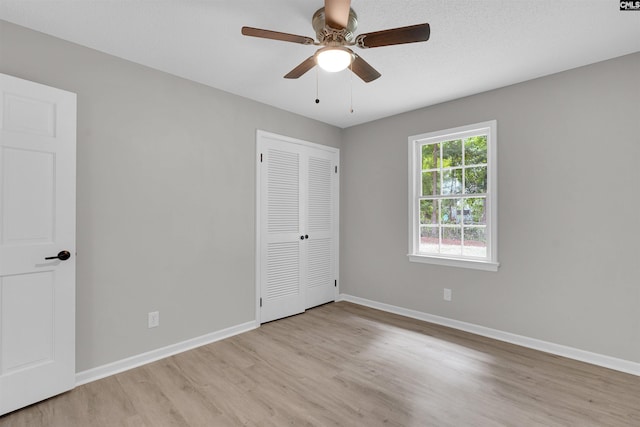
[407,120,499,272]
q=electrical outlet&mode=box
[148,311,159,328]
[443,288,452,302]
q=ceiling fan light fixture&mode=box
[315,47,354,72]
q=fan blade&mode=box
[356,23,430,48]
[351,54,381,83]
[284,56,317,79]
[324,0,351,29]
[241,27,315,45]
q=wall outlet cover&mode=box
[148,311,160,328]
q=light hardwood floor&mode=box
[2,301,639,426]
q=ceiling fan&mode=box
[241,0,430,83]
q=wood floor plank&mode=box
[1,301,638,426]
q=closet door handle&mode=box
[300,236,304,240]
[305,235,309,239]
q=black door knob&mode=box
[305,235,309,239]
[300,236,304,240]
[45,250,71,261]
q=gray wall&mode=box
[341,52,640,363]
[0,20,341,372]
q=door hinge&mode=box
[335,165,338,173]
[260,297,262,307]
[260,153,263,163]
[335,279,337,287]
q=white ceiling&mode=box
[1,1,639,128]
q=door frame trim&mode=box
[255,130,340,324]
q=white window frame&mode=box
[408,120,499,271]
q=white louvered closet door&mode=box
[305,149,337,309]
[257,131,338,323]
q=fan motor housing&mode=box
[312,7,358,45]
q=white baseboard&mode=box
[338,294,640,377]
[75,320,259,386]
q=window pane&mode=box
[464,198,486,225]
[464,166,487,194]
[442,169,462,195]
[464,135,487,165]
[421,171,440,196]
[463,227,487,258]
[442,139,463,167]
[440,198,462,224]
[421,143,440,170]
[441,227,462,255]
[420,226,439,254]
[420,199,438,224]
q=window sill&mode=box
[408,254,499,272]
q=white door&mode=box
[0,73,76,415]
[305,149,338,309]
[257,131,338,323]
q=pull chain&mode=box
[315,66,320,104]
[349,62,354,113]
